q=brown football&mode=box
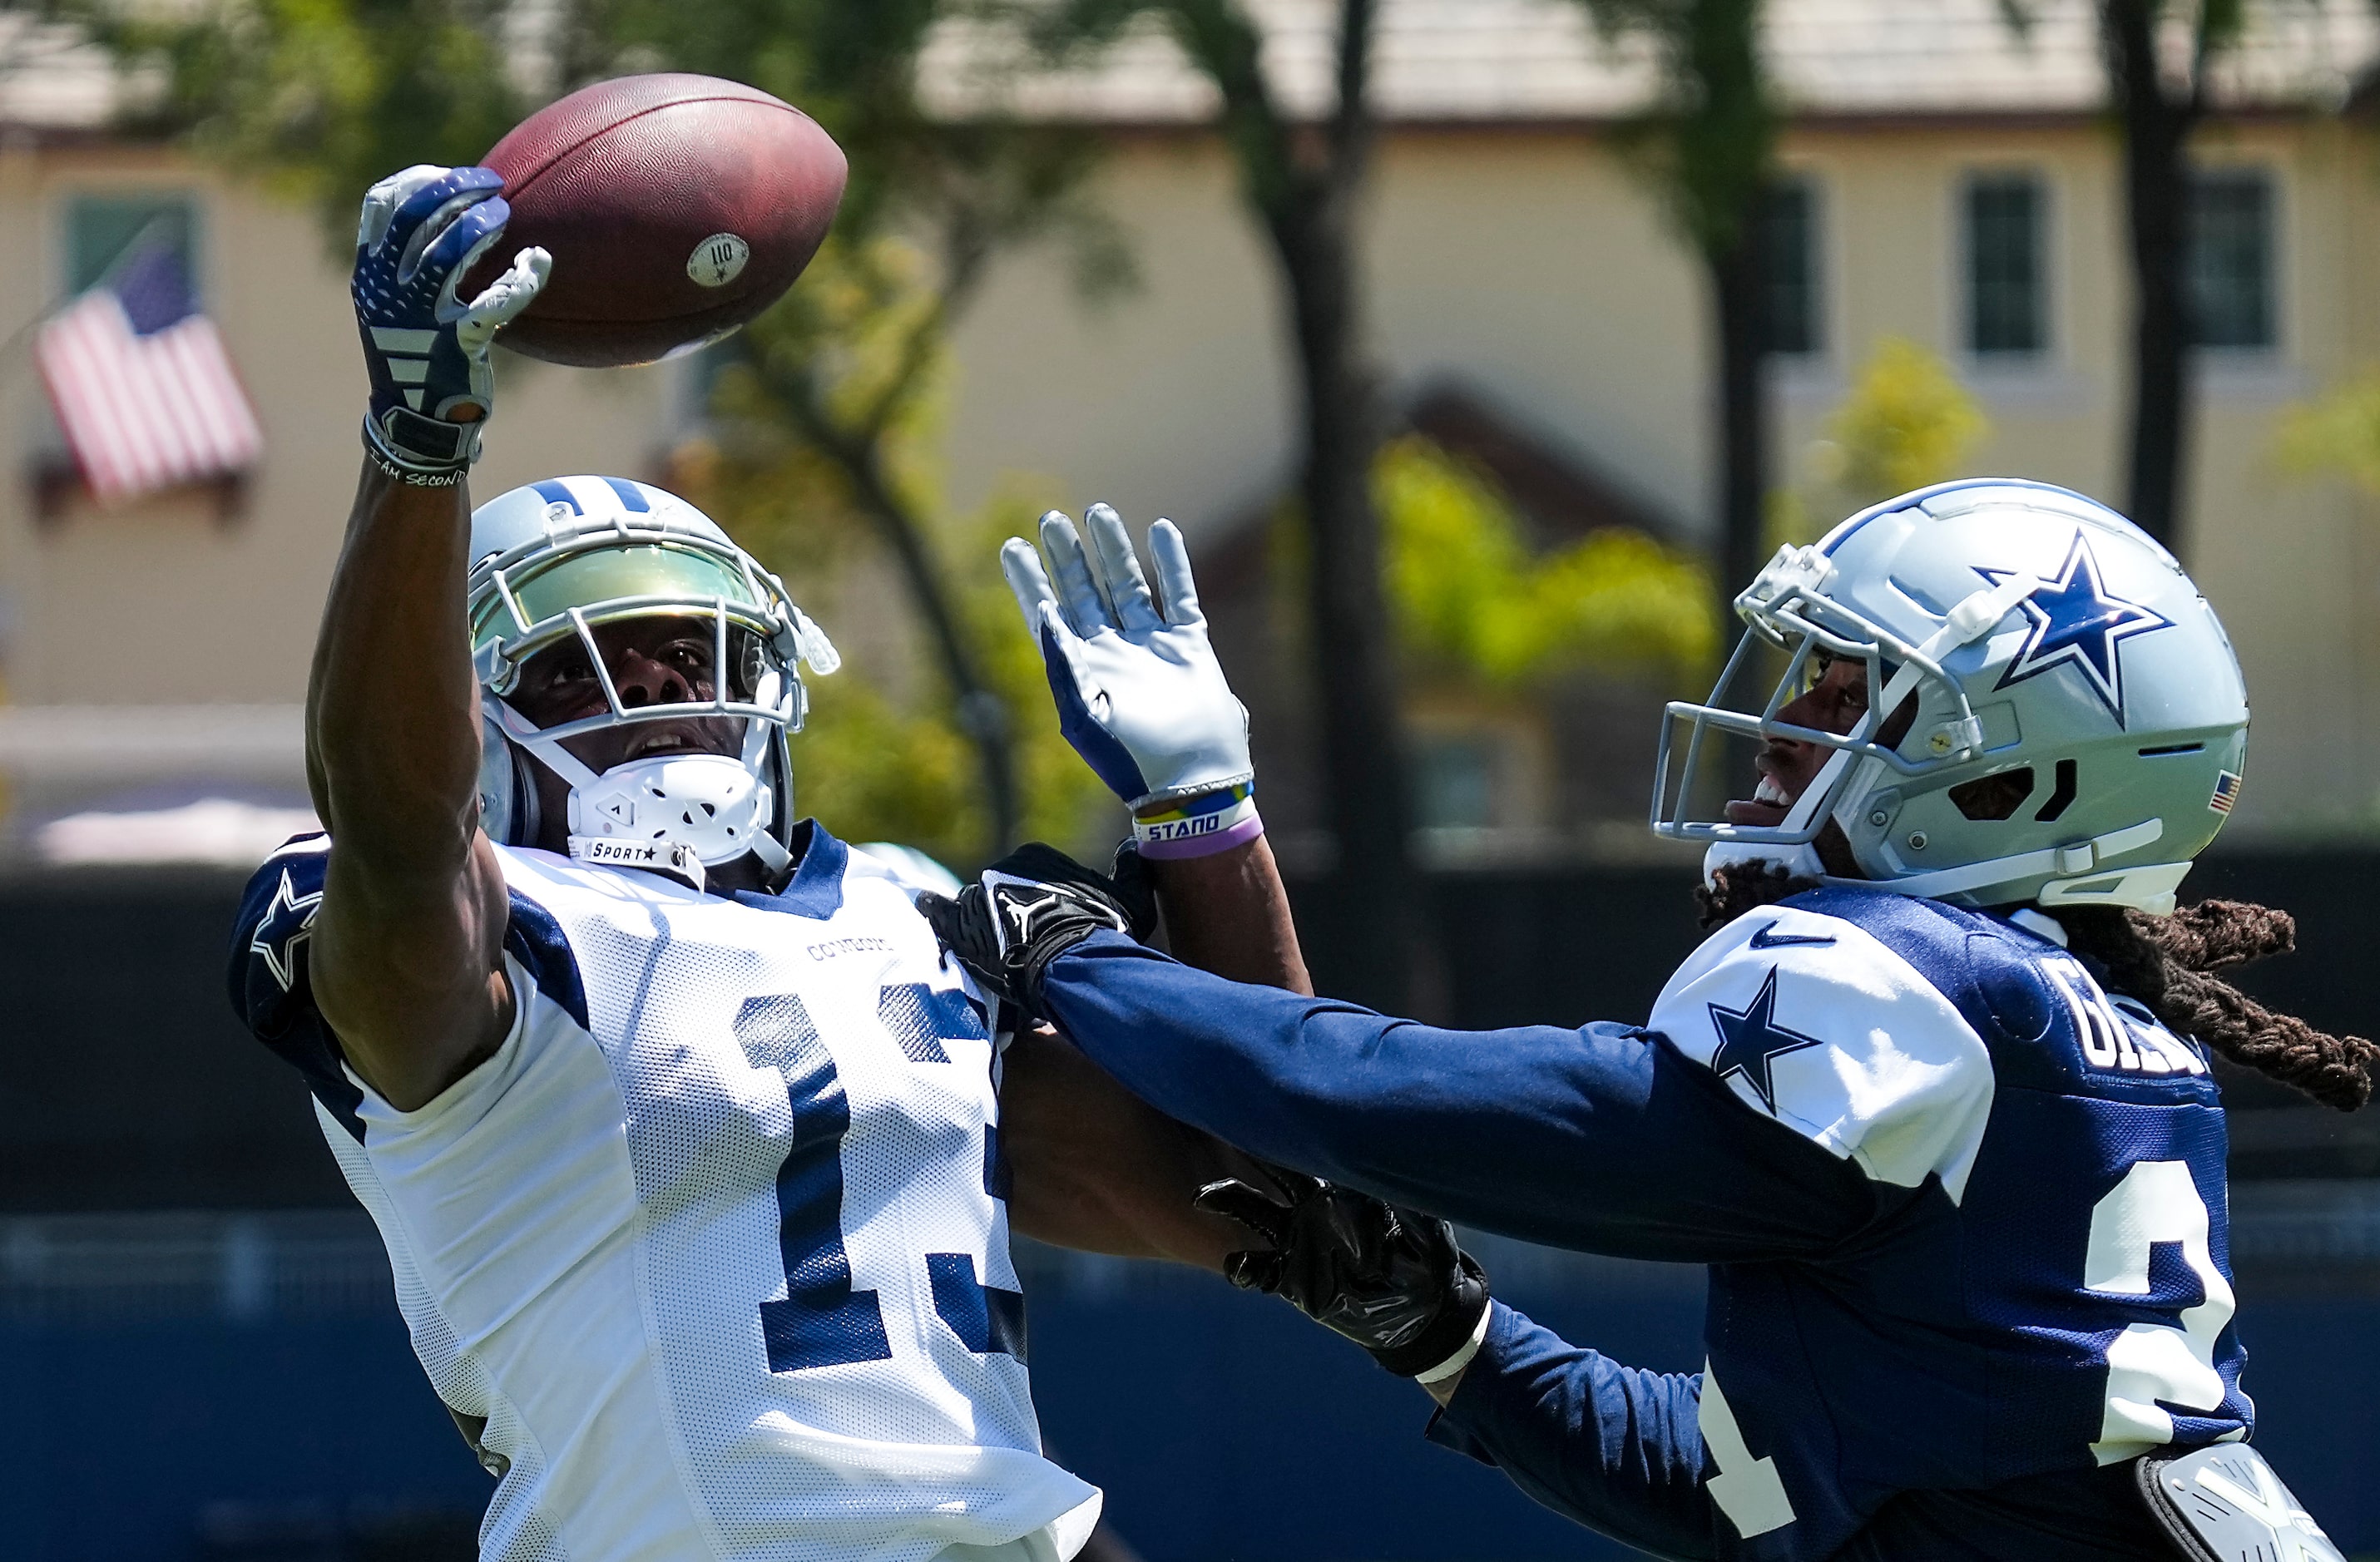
[463,73,847,368]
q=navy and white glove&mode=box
[1004,506,1254,840]
[1195,1170,1492,1382]
[352,165,550,481]
[918,843,1151,1025]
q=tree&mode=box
[1378,436,1715,689]
[2275,368,2380,496]
[685,239,1112,863]
[1575,0,1779,632]
[75,0,1127,862]
[1031,0,1422,1007]
[2003,0,2248,553]
[1808,337,1991,516]
[2103,0,2244,553]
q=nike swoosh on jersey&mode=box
[1749,922,1838,950]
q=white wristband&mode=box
[1133,782,1260,860]
[1413,1301,1493,1386]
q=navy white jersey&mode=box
[1032,886,2244,1561]
[230,825,1100,1562]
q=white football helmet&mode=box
[1653,478,2249,914]
[468,475,839,887]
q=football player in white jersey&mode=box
[231,166,1309,1562]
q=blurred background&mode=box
[2,0,2380,1557]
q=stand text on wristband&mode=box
[1134,782,1260,859]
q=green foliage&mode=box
[1776,337,1989,545]
[1817,337,1991,509]
[74,0,1131,274]
[2275,370,2380,496]
[72,0,1136,860]
[1377,436,1717,687]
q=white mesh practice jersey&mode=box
[231,826,1101,1562]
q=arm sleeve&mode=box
[1424,1302,1720,1562]
[1037,932,1888,1262]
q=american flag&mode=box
[35,241,263,504]
[2209,770,2243,816]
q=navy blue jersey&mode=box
[1034,886,2244,1561]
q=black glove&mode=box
[1195,1170,1491,1379]
[919,843,1153,1022]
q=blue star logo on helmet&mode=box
[1979,533,2172,725]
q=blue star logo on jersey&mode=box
[1706,966,1824,1114]
[250,868,324,991]
[1979,532,2172,724]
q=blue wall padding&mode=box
[0,1264,2369,1562]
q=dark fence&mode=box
[4,848,2373,1211]
[0,1210,2373,1562]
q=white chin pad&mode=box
[1703,840,1827,888]
[567,754,774,866]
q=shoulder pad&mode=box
[1789,890,2214,1099]
[1650,898,1997,1201]
[225,835,364,1142]
[230,834,330,1035]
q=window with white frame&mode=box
[1764,175,1823,357]
[1965,172,2046,357]
[2189,169,2275,350]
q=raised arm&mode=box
[987,505,1311,1267]
[1146,833,1309,996]
[305,166,548,1110]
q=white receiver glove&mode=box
[1002,503,1254,809]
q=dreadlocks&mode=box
[1694,865,2378,1112]
[1694,863,1823,934]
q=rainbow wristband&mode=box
[1133,783,1262,860]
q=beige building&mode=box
[2,0,2378,856]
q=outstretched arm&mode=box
[1024,932,1887,1266]
[993,833,1305,1270]
[306,166,549,1110]
[1147,833,1309,996]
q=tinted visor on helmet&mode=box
[472,543,766,650]
[473,538,799,744]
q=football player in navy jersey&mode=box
[228,165,1315,1562]
[930,487,2375,1561]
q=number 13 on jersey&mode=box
[735,984,1026,1372]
